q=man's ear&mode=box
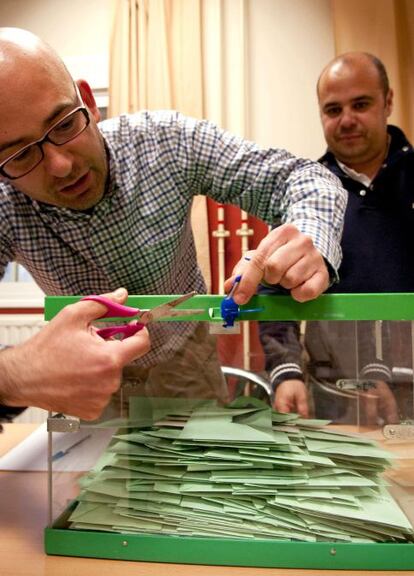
[76,79,100,122]
[385,88,393,118]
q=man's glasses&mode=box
[0,106,90,180]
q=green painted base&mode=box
[44,518,414,570]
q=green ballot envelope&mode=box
[44,293,414,570]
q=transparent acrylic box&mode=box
[44,294,414,570]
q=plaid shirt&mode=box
[0,111,346,366]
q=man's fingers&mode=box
[274,396,291,413]
[297,396,310,418]
[224,224,329,304]
[262,234,317,286]
[376,382,399,424]
[66,288,129,326]
[362,395,378,426]
[225,224,295,293]
[274,380,309,416]
[112,327,151,364]
[225,228,291,303]
[231,253,266,304]
[290,269,329,302]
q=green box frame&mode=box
[44,293,414,569]
[44,292,414,322]
[44,525,414,570]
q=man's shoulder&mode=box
[0,182,33,227]
[0,181,23,205]
[388,124,413,156]
[317,150,342,177]
[98,110,190,137]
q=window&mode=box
[3,262,35,282]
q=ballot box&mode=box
[44,293,414,570]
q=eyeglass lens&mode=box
[2,108,89,179]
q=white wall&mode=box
[201,0,334,159]
[0,0,113,88]
[248,0,335,159]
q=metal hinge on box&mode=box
[47,413,80,433]
[383,421,414,440]
[335,379,376,392]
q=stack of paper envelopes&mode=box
[69,397,414,542]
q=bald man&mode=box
[0,28,346,407]
[261,52,414,424]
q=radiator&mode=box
[0,315,45,346]
[0,315,48,422]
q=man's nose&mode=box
[42,142,74,177]
[339,107,357,129]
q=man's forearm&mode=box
[0,344,28,407]
[259,320,304,389]
[0,345,27,420]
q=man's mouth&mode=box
[59,171,91,195]
[338,133,364,142]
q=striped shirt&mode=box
[0,111,346,366]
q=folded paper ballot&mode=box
[67,397,414,542]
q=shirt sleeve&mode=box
[171,113,347,274]
[0,192,15,279]
[259,320,305,389]
[357,322,392,383]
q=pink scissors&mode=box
[82,291,204,340]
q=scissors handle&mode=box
[81,295,143,340]
[81,295,140,318]
[95,322,145,339]
[82,293,202,340]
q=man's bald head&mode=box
[0,27,77,143]
[317,52,390,101]
[0,27,73,93]
[316,51,393,177]
[0,27,45,52]
[0,28,107,211]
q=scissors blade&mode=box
[139,291,201,323]
[159,308,205,318]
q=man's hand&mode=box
[359,380,399,426]
[274,379,309,417]
[224,223,330,304]
[0,288,150,420]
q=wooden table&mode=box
[1,423,413,576]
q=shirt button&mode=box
[382,163,387,168]
[359,189,366,196]
[402,146,410,152]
